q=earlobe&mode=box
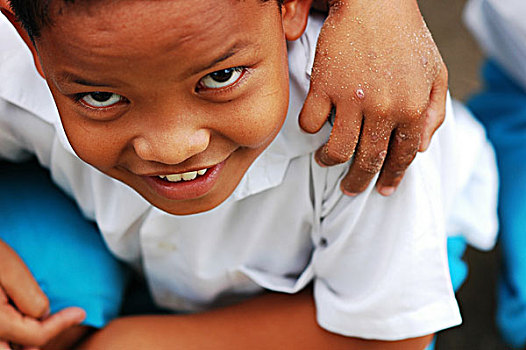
[1,5,46,78]
[282,0,313,41]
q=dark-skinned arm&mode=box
[79,290,433,350]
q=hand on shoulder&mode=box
[300,0,448,196]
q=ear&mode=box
[1,2,46,78]
[281,0,312,41]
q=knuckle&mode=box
[386,153,417,173]
[325,146,353,164]
[385,170,405,181]
[403,105,427,122]
[357,150,387,175]
[342,175,369,193]
[371,105,393,121]
[394,130,420,146]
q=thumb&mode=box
[419,65,448,151]
[0,240,49,319]
[4,307,85,347]
[41,307,86,335]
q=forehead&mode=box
[39,0,277,61]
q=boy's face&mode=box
[34,0,293,215]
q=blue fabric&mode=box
[0,160,130,328]
[447,236,469,293]
[426,236,468,350]
[468,60,526,349]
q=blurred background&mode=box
[417,0,507,348]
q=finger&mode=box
[419,63,448,151]
[315,103,362,166]
[376,126,420,196]
[298,89,332,134]
[0,241,49,319]
[0,307,85,347]
[340,118,392,195]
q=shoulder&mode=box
[0,15,77,156]
[0,15,57,124]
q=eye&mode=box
[199,67,244,89]
[79,92,123,108]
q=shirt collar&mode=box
[0,15,77,155]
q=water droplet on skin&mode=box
[355,89,365,99]
[421,56,428,67]
[396,132,408,143]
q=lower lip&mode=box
[143,161,225,201]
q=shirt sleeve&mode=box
[309,110,463,340]
[0,99,34,161]
[0,98,58,164]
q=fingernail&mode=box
[41,308,51,319]
[342,189,358,196]
[65,307,87,323]
[379,186,395,196]
[315,156,328,168]
[315,148,331,168]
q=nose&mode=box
[132,127,210,165]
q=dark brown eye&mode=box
[80,92,123,108]
[199,67,244,89]
[210,69,235,82]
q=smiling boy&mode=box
[29,0,296,215]
[0,0,497,348]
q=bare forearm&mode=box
[78,291,432,350]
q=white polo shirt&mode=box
[0,13,498,340]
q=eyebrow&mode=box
[186,41,252,77]
[54,72,119,89]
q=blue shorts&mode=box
[468,60,526,348]
[0,160,129,328]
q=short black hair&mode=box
[7,0,284,40]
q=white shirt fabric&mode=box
[0,13,498,340]
[464,0,526,90]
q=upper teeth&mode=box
[158,168,207,182]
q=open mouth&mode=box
[158,168,208,182]
[143,161,225,201]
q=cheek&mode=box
[224,63,289,147]
[229,94,288,148]
[58,109,125,170]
